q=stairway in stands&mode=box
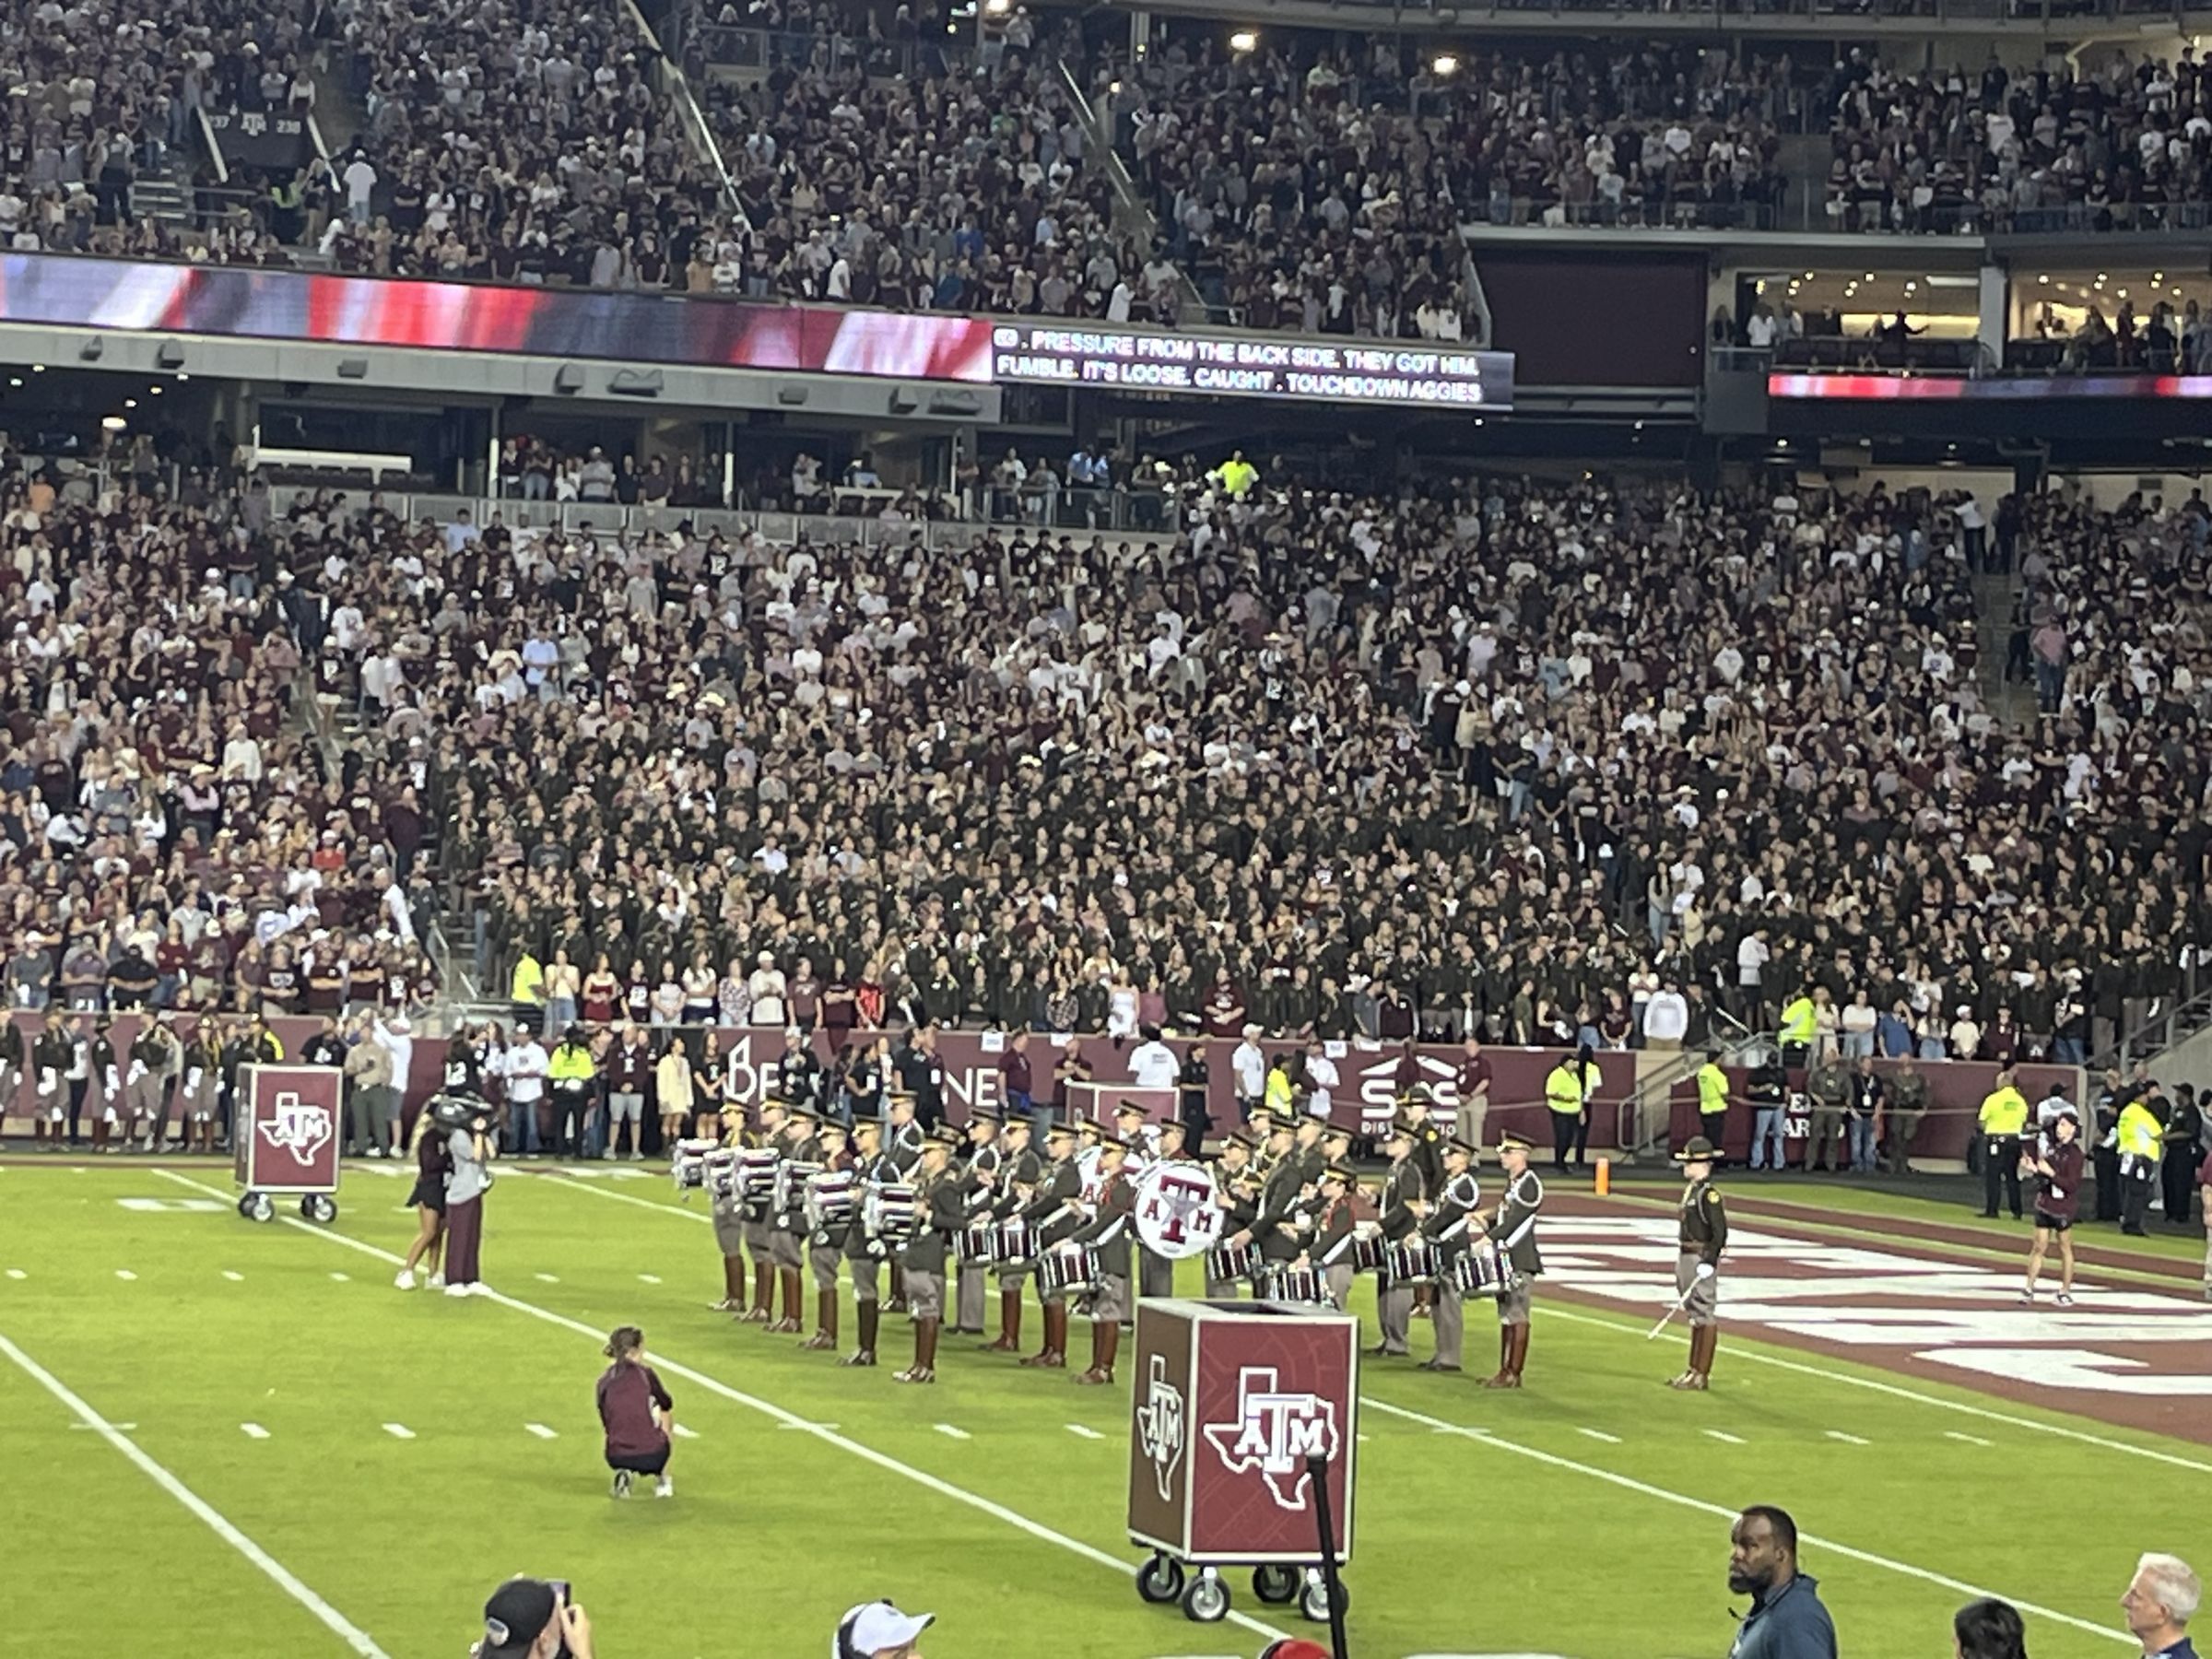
[1971,569,2030,727]
[128,162,198,235]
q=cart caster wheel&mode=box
[300,1195,336,1224]
[1182,1571,1230,1623]
[1300,1575,1347,1623]
[1135,1554,1184,1605]
[243,1193,275,1224]
[1252,1564,1300,1605]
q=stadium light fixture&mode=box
[1230,29,1258,53]
[124,398,136,409]
[100,415,126,431]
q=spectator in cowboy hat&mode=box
[833,1599,933,1658]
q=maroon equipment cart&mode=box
[232,1064,345,1225]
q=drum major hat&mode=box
[1444,1135,1477,1158]
[925,1124,962,1149]
[1674,1135,1724,1164]
[1496,1130,1537,1154]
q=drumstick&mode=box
[1645,1282,1699,1340]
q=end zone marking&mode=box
[1946,1430,1994,1447]
[381,1423,415,1440]
[1578,1429,1622,1443]
[1369,1395,2126,1646]
[1702,1430,1746,1444]
[0,1332,388,1657]
[241,1423,270,1440]
[525,1424,558,1440]
[1066,1423,1105,1440]
[934,1423,971,1441]
[162,1169,1295,1647]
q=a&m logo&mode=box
[1135,1355,1184,1502]
[1201,1366,1339,1511]
[259,1091,334,1164]
[1132,1162,1225,1260]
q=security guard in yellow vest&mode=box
[2115,1094,2165,1237]
[1695,1049,1730,1149]
[1778,992,1818,1066]
[1977,1067,2030,1220]
[1544,1053,1588,1174]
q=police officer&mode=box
[1312,1163,1358,1311]
[1481,1130,1545,1389]
[894,1126,966,1384]
[841,1118,898,1368]
[1373,1121,1427,1357]
[1669,1135,1728,1391]
[983,1114,1042,1353]
[1977,1066,2030,1220]
[769,1103,822,1333]
[1418,1136,1482,1372]
[954,1105,1005,1336]
[800,1119,852,1352]
[1206,1130,1262,1300]
[1021,1122,1083,1369]
[1068,1135,1135,1385]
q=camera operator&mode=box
[473,1577,593,1659]
[439,1096,496,1298]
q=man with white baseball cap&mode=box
[833,1599,934,1658]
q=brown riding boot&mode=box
[1684,1324,1714,1390]
[895,1317,938,1383]
[1480,1325,1519,1389]
[842,1300,880,1367]
[887,1264,908,1314]
[747,1263,774,1324]
[714,1256,745,1312]
[1020,1300,1063,1367]
[92,1121,110,1152]
[1074,1319,1120,1384]
[1507,1322,1530,1385]
[982,1288,1023,1352]
[1668,1324,1702,1390]
[768,1267,804,1333]
[801,1289,839,1350]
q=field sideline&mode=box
[4,1160,2201,1659]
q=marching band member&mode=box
[1020,1123,1083,1369]
[0,1018,22,1146]
[1135,1118,1184,1303]
[1206,1131,1262,1299]
[1372,1121,1428,1357]
[1402,1090,1446,1319]
[1246,1107,1279,1179]
[983,1114,1041,1353]
[1068,1135,1135,1384]
[1113,1100,1159,1160]
[179,1020,223,1155]
[841,1118,898,1368]
[884,1092,924,1312]
[954,1106,1005,1336]
[800,1120,852,1351]
[126,1015,178,1152]
[1418,1136,1482,1372]
[740,1099,787,1323]
[709,1103,749,1313]
[895,1126,966,1384]
[1312,1164,1359,1310]
[89,1015,121,1153]
[1669,1135,1728,1391]
[768,1103,821,1334]
[1073,1114,1107,1205]
[1480,1131,1546,1390]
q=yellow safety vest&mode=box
[2116,1101,2161,1160]
[548,1043,596,1084]
[1545,1064,1584,1115]
[1697,1063,1728,1115]
[511,954,544,1006]
[1977,1087,2029,1136]
[1779,997,1817,1042]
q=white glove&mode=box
[126,1061,147,1087]
[1694,1262,1716,1281]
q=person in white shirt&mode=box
[1837,992,1879,1060]
[1230,1026,1267,1121]
[342,152,377,224]
[371,1016,415,1156]
[1735,928,1771,1023]
[1300,1039,1339,1121]
[504,1032,549,1156]
[1127,1028,1179,1090]
[747,952,787,1027]
[1642,983,1689,1051]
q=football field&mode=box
[3,1159,2200,1659]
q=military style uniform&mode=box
[895,1137,968,1383]
[1207,1153,1261,1299]
[31,1018,73,1148]
[1020,1133,1083,1368]
[88,1021,122,1149]
[768,1117,821,1332]
[955,1124,1004,1334]
[984,1131,1043,1352]
[179,1033,224,1151]
[0,1019,22,1129]
[126,1022,178,1148]
[709,1122,750,1312]
[1313,1182,1358,1310]
[1481,1149,1546,1389]
[739,1119,781,1323]
[1068,1153,1135,1382]
[884,1110,925,1312]
[1673,1158,1728,1390]
[841,1144,901,1366]
[800,1132,853,1350]
[1418,1153,1483,1371]
[1374,1149,1428,1355]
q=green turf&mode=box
[0,1161,2193,1659]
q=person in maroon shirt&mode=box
[595,1325,675,1499]
[998,1030,1033,1114]
[2021,1112,2085,1307]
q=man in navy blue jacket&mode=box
[1726,1506,1837,1659]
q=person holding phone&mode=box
[474,1577,594,1659]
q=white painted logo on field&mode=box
[1544,1217,2212,1397]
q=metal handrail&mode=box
[1618,1014,1773,1163]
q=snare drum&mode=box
[1441,1241,1517,1300]
[990,1216,1033,1268]
[804,1169,856,1231]
[735,1147,779,1212]
[671,1136,719,1194]
[1206,1240,1257,1283]
[774,1159,823,1216]
[1038,1242,1100,1297]
[954,1221,997,1267]
[1261,1266,1331,1306]
[1383,1239,1436,1284]
[864,1181,919,1245]
[703,1147,740,1202]
[1350,1233,1389,1274]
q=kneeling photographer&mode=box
[433,1093,497,1298]
[473,1577,594,1659]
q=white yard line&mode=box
[933,1424,971,1441]
[534,1274,560,1284]
[5,1269,24,1280]
[1826,1430,1871,1446]
[0,1331,387,1657]
[637,1274,662,1285]
[1577,1428,1622,1444]
[241,1423,270,1440]
[1537,1302,2212,1476]
[1701,1429,1747,1445]
[672,1423,700,1440]
[221,1271,243,1283]
[1066,1423,1105,1441]
[381,1423,414,1441]
[328,1273,349,1283]
[1946,1430,1994,1447]
[524,1424,559,1440]
[153,1169,1294,1646]
[1365,1396,2128,1646]
[113,1270,137,1281]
